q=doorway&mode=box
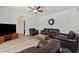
[16,16,25,35]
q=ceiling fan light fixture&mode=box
[33,9,38,13]
[29,6,43,14]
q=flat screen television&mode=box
[0,23,16,36]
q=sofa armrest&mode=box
[73,34,78,40]
[57,37,77,43]
[59,33,67,36]
[67,39,77,42]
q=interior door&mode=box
[16,16,25,34]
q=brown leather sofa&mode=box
[18,39,72,53]
[55,31,78,52]
[41,28,60,35]
[19,39,60,53]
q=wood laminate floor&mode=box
[0,34,78,53]
[0,34,40,53]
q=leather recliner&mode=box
[29,28,39,36]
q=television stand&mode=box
[0,33,18,44]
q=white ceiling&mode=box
[0,6,79,16]
[5,6,73,13]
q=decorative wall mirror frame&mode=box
[48,18,55,25]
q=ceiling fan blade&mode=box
[28,7,33,9]
[38,10,43,12]
[37,6,40,9]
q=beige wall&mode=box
[0,7,79,35]
[38,8,79,34]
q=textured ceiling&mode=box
[5,6,73,13]
[0,6,79,16]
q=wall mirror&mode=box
[48,18,55,25]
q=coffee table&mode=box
[34,34,50,40]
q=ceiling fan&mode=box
[28,6,43,14]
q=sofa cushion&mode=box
[59,48,72,53]
[37,40,47,48]
[52,29,60,35]
[33,39,60,53]
[67,31,76,39]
